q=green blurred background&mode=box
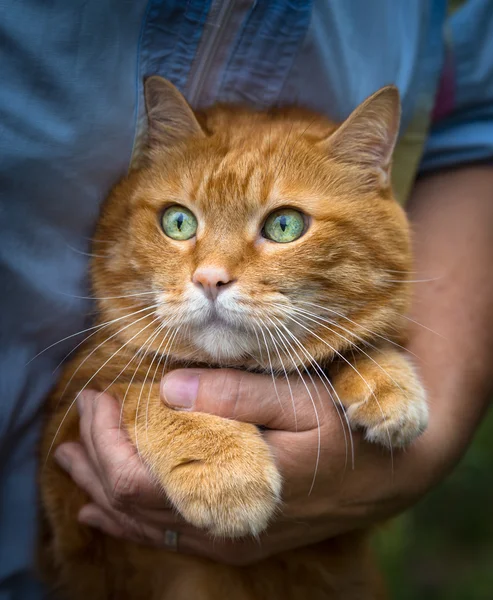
[376,409,493,599]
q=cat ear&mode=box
[321,86,401,189]
[144,76,205,149]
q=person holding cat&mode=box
[1,1,493,598]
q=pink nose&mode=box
[192,267,235,301]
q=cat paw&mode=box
[345,386,428,448]
[331,352,429,448]
[163,424,282,538]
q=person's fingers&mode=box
[54,441,111,509]
[78,503,170,546]
[77,390,171,510]
[54,441,173,521]
[55,440,196,542]
[76,389,98,468]
[78,504,128,539]
[161,369,328,431]
[79,503,197,548]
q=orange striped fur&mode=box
[39,78,427,599]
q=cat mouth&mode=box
[191,319,257,360]
[187,300,251,331]
[200,309,251,333]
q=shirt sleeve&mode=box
[419,0,493,173]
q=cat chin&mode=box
[192,323,257,361]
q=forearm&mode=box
[406,166,493,472]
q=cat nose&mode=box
[192,267,235,301]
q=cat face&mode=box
[92,78,411,369]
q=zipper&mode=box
[186,0,237,107]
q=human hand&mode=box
[54,365,448,565]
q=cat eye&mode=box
[161,205,198,240]
[262,208,306,243]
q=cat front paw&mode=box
[162,422,282,538]
[345,385,428,448]
[332,351,428,448]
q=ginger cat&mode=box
[39,77,428,599]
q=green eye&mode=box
[161,205,198,240]
[263,209,305,243]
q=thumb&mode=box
[160,368,322,431]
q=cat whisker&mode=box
[58,290,158,301]
[45,315,163,464]
[27,302,161,366]
[248,319,265,371]
[400,314,445,338]
[269,316,327,421]
[56,307,162,410]
[269,315,354,472]
[307,298,440,345]
[253,319,287,419]
[79,236,113,245]
[51,305,162,417]
[384,269,421,274]
[93,318,174,442]
[380,277,442,284]
[259,317,301,428]
[257,317,297,429]
[119,315,185,447]
[94,326,165,411]
[134,322,171,456]
[291,306,380,352]
[51,303,163,375]
[278,309,395,460]
[263,315,322,495]
[287,307,407,400]
[143,337,170,444]
[117,321,173,444]
[290,307,422,376]
[296,301,420,358]
[66,243,109,259]
[144,325,182,445]
[251,323,265,366]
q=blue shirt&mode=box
[1,1,492,597]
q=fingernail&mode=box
[54,448,70,471]
[80,515,101,529]
[76,392,87,416]
[162,371,199,409]
[77,390,96,416]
